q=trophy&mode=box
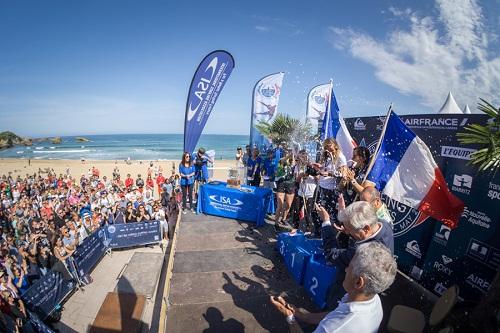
[227,167,241,188]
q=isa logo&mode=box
[257,83,280,98]
[209,195,243,206]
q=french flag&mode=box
[321,85,356,160]
[366,111,464,228]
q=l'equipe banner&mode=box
[105,220,162,249]
[71,228,107,278]
[22,270,75,319]
[184,50,235,153]
[250,72,285,150]
[345,113,499,301]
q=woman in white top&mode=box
[152,203,168,240]
[312,138,346,221]
[296,151,318,235]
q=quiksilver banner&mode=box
[184,50,235,153]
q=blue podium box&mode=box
[277,232,325,285]
[284,246,311,285]
[276,231,305,254]
[303,254,337,309]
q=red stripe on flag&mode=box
[418,168,464,229]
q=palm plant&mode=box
[254,114,313,148]
[457,99,500,174]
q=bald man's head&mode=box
[360,186,382,209]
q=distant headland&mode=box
[0,131,92,150]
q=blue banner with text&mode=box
[105,220,162,249]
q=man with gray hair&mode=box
[271,242,397,332]
[317,200,394,308]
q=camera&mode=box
[305,165,318,177]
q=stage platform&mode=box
[163,211,438,333]
[165,211,317,333]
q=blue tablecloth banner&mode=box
[71,229,107,278]
[105,220,161,249]
[197,182,273,227]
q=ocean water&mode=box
[0,134,249,160]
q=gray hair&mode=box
[339,201,378,229]
[351,242,397,295]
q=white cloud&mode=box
[252,15,303,37]
[329,0,500,111]
[254,25,270,32]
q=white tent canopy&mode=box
[463,104,472,114]
[438,92,463,114]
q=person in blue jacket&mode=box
[261,150,276,189]
[192,147,212,183]
[179,152,195,213]
[247,148,262,187]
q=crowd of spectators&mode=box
[0,163,180,331]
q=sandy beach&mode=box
[0,158,239,181]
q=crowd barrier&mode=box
[277,231,336,309]
[20,220,162,323]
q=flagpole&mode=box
[362,103,393,185]
[324,79,333,139]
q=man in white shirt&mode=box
[270,242,397,333]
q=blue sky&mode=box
[0,0,498,137]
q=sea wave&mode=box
[33,149,92,153]
[35,147,44,150]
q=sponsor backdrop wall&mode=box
[345,114,499,301]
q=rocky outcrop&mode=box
[51,137,62,144]
[75,137,91,142]
[0,131,30,150]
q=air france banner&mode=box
[184,50,235,153]
[250,72,285,149]
[71,229,107,278]
[306,82,331,130]
[345,113,499,301]
[105,220,161,249]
